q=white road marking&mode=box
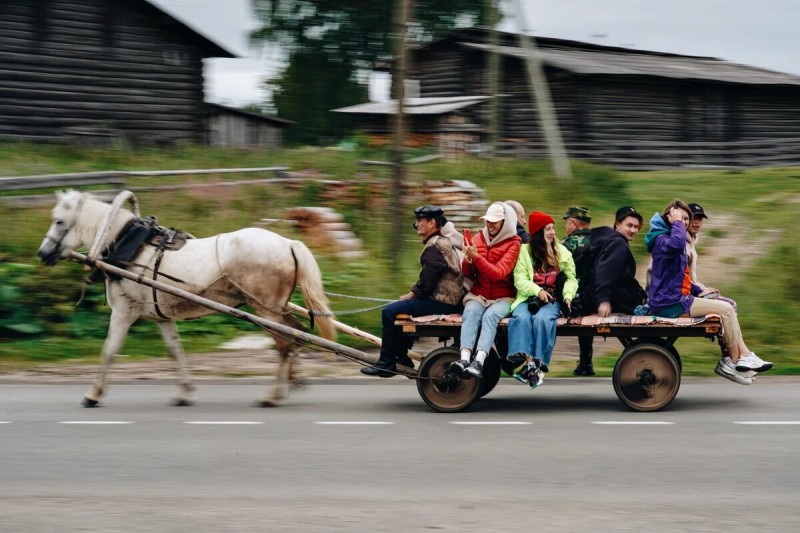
[592,421,674,425]
[315,421,395,425]
[183,421,263,425]
[59,421,134,425]
[0,421,11,424]
[734,421,800,425]
[449,421,532,425]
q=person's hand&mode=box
[538,289,553,303]
[564,298,572,311]
[598,301,611,317]
[398,291,414,301]
[667,207,682,224]
[464,244,478,262]
[699,288,719,297]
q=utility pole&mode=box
[485,0,500,156]
[389,0,410,272]
[512,0,571,177]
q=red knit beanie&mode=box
[528,211,554,236]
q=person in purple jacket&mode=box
[645,199,773,385]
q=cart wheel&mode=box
[478,350,502,398]
[416,346,480,413]
[613,343,681,412]
[631,338,682,371]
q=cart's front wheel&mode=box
[416,347,480,413]
[613,343,681,412]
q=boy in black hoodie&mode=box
[588,207,648,317]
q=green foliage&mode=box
[2,142,800,375]
[252,0,490,144]
[269,40,368,145]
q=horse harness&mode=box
[87,216,192,319]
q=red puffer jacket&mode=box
[462,231,521,301]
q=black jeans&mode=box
[379,297,461,364]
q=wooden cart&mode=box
[396,313,723,413]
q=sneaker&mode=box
[734,353,773,373]
[721,357,757,378]
[715,358,754,385]
[449,359,470,378]
[465,360,483,378]
[540,363,549,373]
[512,360,535,384]
[529,366,545,389]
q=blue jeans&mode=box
[379,297,461,364]
[507,301,560,365]
[459,299,511,355]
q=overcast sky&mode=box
[151,0,800,107]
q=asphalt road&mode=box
[1,378,798,532]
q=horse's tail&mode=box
[290,240,337,342]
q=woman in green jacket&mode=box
[507,211,578,388]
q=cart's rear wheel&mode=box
[416,347,480,413]
[613,343,681,412]
[478,350,502,398]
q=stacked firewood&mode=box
[283,206,365,259]
[412,180,489,228]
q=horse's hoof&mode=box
[170,398,194,407]
[255,399,280,408]
[81,397,99,408]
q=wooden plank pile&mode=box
[284,206,365,259]
[415,179,489,228]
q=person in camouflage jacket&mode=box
[561,206,595,376]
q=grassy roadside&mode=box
[1,142,798,376]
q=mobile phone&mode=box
[463,228,472,245]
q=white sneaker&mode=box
[715,358,754,385]
[734,353,773,373]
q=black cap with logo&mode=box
[615,206,643,224]
[687,202,708,219]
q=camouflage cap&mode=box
[561,206,591,223]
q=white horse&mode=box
[37,190,336,407]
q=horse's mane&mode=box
[59,190,135,248]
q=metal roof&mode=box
[460,42,800,86]
[333,96,489,115]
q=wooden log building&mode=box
[0,0,234,145]
[343,28,800,169]
[207,104,291,150]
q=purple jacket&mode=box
[647,215,702,314]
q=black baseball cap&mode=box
[615,206,643,224]
[414,205,444,219]
[687,202,707,219]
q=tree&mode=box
[269,40,368,145]
[252,0,489,144]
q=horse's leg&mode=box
[156,320,196,406]
[257,336,295,407]
[82,309,137,407]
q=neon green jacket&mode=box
[510,242,578,311]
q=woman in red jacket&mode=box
[451,202,522,378]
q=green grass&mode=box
[2,140,799,375]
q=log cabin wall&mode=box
[207,104,288,150]
[401,29,800,168]
[0,0,232,144]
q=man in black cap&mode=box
[587,206,648,318]
[361,205,464,377]
[561,206,595,375]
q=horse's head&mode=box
[37,190,87,266]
